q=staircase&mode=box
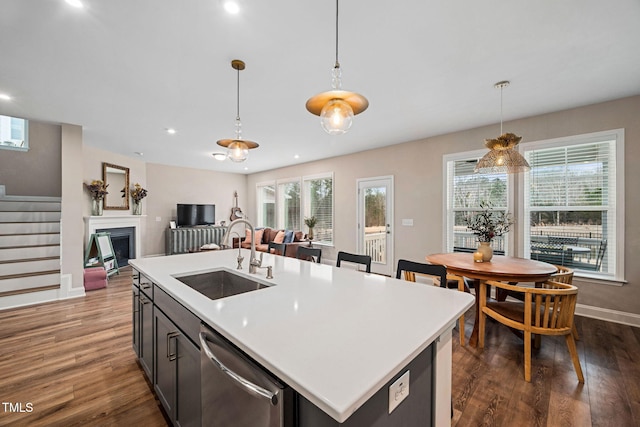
[0,195,62,300]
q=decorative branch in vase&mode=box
[130,183,148,215]
[463,201,513,261]
[85,180,108,216]
[304,216,317,241]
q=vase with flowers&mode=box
[85,180,109,216]
[130,183,148,215]
[304,216,317,241]
[463,201,513,261]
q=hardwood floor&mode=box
[451,307,640,426]
[0,267,167,427]
[0,267,638,426]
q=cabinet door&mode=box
[154,309,178,421]
[139,292,154,378]
[132,285,140,357]
[175,334,201,427]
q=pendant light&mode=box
[306,0,368,135]
[217,59,259,162]
[475,81,530,174]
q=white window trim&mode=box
[517,129,625,283]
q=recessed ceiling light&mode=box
[166,128,176,134]
[212,152,227,161]
[244,167,249,171]
[65,0,84,8]
[0,94,11,101]
[224,1,240,14]
[294,154,300,159]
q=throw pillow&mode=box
[274,230,286,244]
[293,231,304,242]
[245,228,264,244]
[284,230,294,244]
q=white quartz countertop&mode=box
[130,249,474,423]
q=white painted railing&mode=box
[364,232,386,263]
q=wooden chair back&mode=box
[550,265,574,284]
[478,279,583,382]
[336,251,372,273]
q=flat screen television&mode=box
[177,204,215,227]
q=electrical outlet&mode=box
[155,217,161,222]
[388,370,410,414]
[402,219,413,226]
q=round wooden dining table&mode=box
[425,253,557,346]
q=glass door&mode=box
[357,176,394,276]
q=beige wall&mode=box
[81,148,246,257]
[0,121,61,197]
[61,124,84,289]
[247,95,640,316]
[145,163,247,256]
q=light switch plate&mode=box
[388,370,410,414]
[155,216,162,222]
[402,219,414,226]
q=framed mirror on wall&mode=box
[102,162,130,210]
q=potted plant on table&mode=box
[464,201,513,261]
[85,180,108,216]
[304,216,317,241]
[130,183,148,215]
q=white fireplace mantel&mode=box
[84,215,144,261]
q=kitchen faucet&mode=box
[221,219,262,274]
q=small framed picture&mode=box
[169,220,177,229]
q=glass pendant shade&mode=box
[227,140,249,163]
[320,99,354,135]
[306,0,367,134]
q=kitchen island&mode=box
[130,249,473,426]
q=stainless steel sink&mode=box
[174,270,268,300]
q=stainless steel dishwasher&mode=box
[199,324,291,427]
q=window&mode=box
[277,180,301,231]
[522,129,624,280]
[444,151,512,255]
[256,173,335,245]
[303,173,334,244]
[0,115,28,151]
[443,129,624,282]
[256,183,276,228]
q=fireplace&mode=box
[97,227,135,267]
[84,216,143,266]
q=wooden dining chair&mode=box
[336,251,371,273]
[296,246,322,263]
[267,241,286,256]
[396,260,467,346]
[478,279,584,383]
[550,265,580,341]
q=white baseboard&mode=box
[575,303,640,328]
[59,273,86,300]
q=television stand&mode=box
[166,226,226,255]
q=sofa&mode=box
[235,227,308,258]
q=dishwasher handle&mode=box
[199,332,279,406]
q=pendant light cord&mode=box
[499,84,503,135]
[236,67,241,121]
[334,0,340,69]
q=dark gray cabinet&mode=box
[154,307,201,427]
[139,277,154,379]
[132,284,139,357]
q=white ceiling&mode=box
[2,0,640,174]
